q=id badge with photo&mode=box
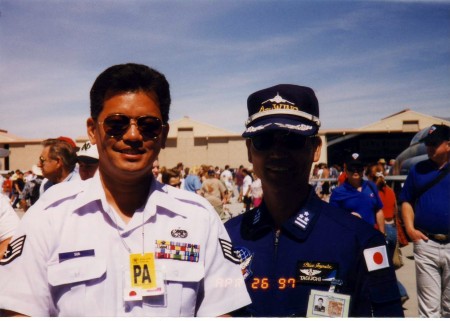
[306,289,351,318]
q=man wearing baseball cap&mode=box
[225,84,403,317]
[400,124,450,317]
[77,141,99,180]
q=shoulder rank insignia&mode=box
[219,238,240,264]
[0,235,26,266]
[294,210,314,230]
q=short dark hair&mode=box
[162,168,180,184]
[42,138,78,172]
[90,63,171,123]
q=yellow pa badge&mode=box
[129,253,157,289]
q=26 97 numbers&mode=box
[251,277,296,290]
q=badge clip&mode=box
[328,278,343,293]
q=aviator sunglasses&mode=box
[250,131,311,151]
[98,114,164,140]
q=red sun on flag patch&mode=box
[363,245,389,272]
[373,251,383,265]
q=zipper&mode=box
[274,229,281,259]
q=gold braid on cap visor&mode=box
[245,109,321,128]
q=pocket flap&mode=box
[157,260,205,282]
[48,256,106,286]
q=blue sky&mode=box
[0,0,449,140]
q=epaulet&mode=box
[163,183,212,210]
[36,179,85,210]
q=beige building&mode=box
[1,109,449,173]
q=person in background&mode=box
[329,153,385,235]
[183,165,203,194]
[400,124,449,318]
[250,172,262,208]
[20,165,44,211]
[0,63,250,317]
[241,168,253,212]
[176,162,184,179]
[318,163,330,202]
[377,158,387,176]
[2,173,12,199]
[235,165,244,201]
[220,165,234,201]
[151,159,162,183]
[38,137,80,195]
[0,193,19,260]
[77,141,99,180]
[225,84,402,317]
[366,164,409,305]
[11,171,24,209]
[201,168,227,221]
[161,168,182,188]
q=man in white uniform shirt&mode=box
[0,194,19,259]
[0,63,250,317]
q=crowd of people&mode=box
[149,161,262,221]
[0,63,448,317]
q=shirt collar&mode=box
[72,173,188,231]
[241,188,323,241]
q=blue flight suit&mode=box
[225,190,404,317]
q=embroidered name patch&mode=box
[155,240,200,262]
[296,261,339,285]
[59,249,95,262]
[0,235,26,266]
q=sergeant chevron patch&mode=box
[219,238,240,264]
[0,235,26,266]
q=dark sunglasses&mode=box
[98,114,164,140]
[250,132,310,151]
[424,140,443,147]
[346,166,364,174]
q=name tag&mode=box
[58,249,95,262]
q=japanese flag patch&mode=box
[363,245,389,272]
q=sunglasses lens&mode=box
[137,116,163,139]
[251,132,308,151]
[103,115,130,137]
[348,167,363,173]
[251,134,273,151]
[102,115,163,139]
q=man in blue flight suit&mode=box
[224,84,404,317]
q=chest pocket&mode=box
[47,257,107,316]
[157,260,205,316]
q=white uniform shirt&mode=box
[0,194,19,242]
[242,175,253,197]
[220,169,233,190]
[0,173,251,316]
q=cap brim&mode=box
[77,156,99,163]
[242,116,318,138]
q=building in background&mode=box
[1,110,449,173]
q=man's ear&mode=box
[160,123,170,149]
[312,136,322,163]
[86,118,97,145]
[246,139,253,164]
